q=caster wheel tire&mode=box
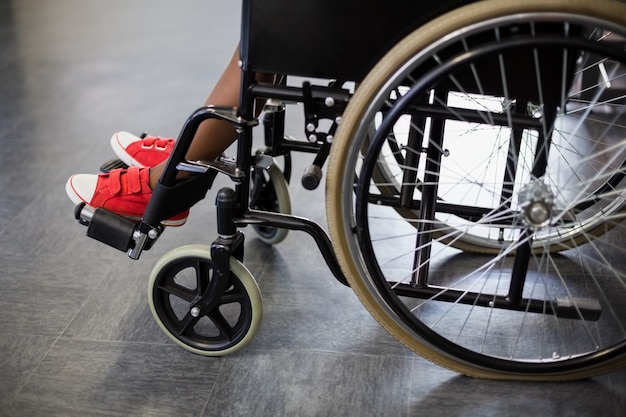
[250,156,292,245]
[148,245,262,356]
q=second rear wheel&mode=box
[327,0,626,380]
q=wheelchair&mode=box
[72,0,626,380]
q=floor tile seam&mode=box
[52,335,174,348]
[406,357,418,417]
[0,223,9,243]
[251,260,272,284]
[15,314,164,395]
[241,346,416,361]
[0,330,60,340]
[200,357,228,417]
[0,237,122,261]
[0,247,17,257]
[57,258,121,340]
[229,258,272,286]
[14,334,60,396]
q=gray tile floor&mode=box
[0,1,625,416]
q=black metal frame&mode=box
[72,0,622,324]
[352,34,616,327]
[75,0,488,292]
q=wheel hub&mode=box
[518,179,554,229]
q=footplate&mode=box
[99,158,128,173]
[176,154,274,180]
[74,203,161,257]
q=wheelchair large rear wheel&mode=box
[327,0,626,380]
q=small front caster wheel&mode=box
[148,245,262,356]
[250,155,292,245]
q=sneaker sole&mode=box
[110,132,146,168]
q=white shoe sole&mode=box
[65,175,187,227]
[110,131,145,167]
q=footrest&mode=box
[143,169,218,226]
[177,158,240,178]
[176,154,274,180]
[74,203,162,255]
[100,158,129,173]
[75,203,137,252]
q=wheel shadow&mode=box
[408,371,626,417]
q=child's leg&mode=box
[148,47,242,188]
[66,44,271,225]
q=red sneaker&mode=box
[65,166,188,226]
[111,131,174,168]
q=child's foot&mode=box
[111,131,174,168]
[65,166,188,226]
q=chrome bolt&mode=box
[325,97,335,107]
[190,307,201,317]
[527,203,550,225]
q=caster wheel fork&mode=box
[250,154,292,245]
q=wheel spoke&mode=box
[328,1,626,379]
[177,313,201,337]
[219,288,247,305]
[206,310,235,340]
[158,281,196,303]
